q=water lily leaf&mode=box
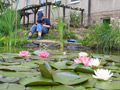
[76,86,86,90]
[86,88,99,90]
[53,71,88,85]
[74,65,94,73]
[49,61,68,70]
[39,64,53,79]
[19,77,59,86]
[52,85,75,90]
[0,77,19,83]
[104,66,120,70]
[0,62,20,66]
[29,56,40,60]
[81,79,96,88]
[21,62,38,67]
[27,86,51,90]
[0,71,40,78]
[78,72,93,79]
[0,84,9,90]
[91,54,103,59]
[106,55,120,63]
[95,81,120,89]
[7,84,25,90]
[0,66,35,72]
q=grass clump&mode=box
[88,23,120,50]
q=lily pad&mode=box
[91,54,103,59]
[39,64,53,79]
[0,71,40,78]
[0,62,20,66]
[27,86,51,90]
[0,84,9,90]
[76,86,86,90]
[0,66,35,72]
[74,65,94,73]
[53,71,88,85]
[19,77,59,86]
[52,85,75,90]
[95,81,120,90]
[49,61,68,70]
[104,66,120,70]
[7,84,25,90]
[0,77,19,83]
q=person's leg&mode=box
[36,24,49,40]
[27,24,37,39]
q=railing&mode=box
[18,2,84,27]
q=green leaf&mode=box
[0,71,40,78]
[74,65,94,73]
[95,81,120,89]
[19,77,59,86]
[86,88,99,90]
[27,86,51,90]
[53,71,88,85]
[0,84,9,90]
[49,61,68,70]
[0,62,20,66]
[52,85,75,90]
[39,64,53,79]
[7,84,25,90]
[0,77,19,83]
[76,86,86,90]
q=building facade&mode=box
[12,0,120,25]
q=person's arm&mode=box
[42,24,51,28]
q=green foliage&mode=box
[89,23,120,50]
[63,30,78,39]
[70,11,81,28]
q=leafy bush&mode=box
[89,23,120,50]
[70,11,81,28]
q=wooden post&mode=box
[23,11,25,25]
[48,4,51,20]
[45,0,47,17]
[26,15,29,27]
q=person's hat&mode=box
[37,11,43,20]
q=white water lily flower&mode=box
[92,69,113,80]
[79,52,88,57]
[89,58,100,68]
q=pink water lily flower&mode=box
[83,57,91,66]
[79,52,88,57]
[38,52,49,58]
[74,58,81,64]
[18,51,29,57]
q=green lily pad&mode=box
[21,62,38,67]
[0,77,19,83]
[53,71,88,85]
[74,65,94,73]
[104,66,120,70]
[52,85,75,90]
[7,84,25,90]
[95,81,120,89]
[86,88,99,90]
[49,61,68,70]
[0,66,35,72]
[76,86,86,90]
[0,62,20,66]
[27,86,51,90]
[0,84,9,90]
[39,64,53,79]
[0,71,40,78]
[106,55,120,63]
[19,77,59,86]
[91,54,103,58]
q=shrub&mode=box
[89,23,120,50]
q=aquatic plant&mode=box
[89,58,101,68]
[18,51,29,57]
[38,52,49,58]
[92,69,113,80]
[79,52,88,57]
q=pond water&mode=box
[0,46,120,90]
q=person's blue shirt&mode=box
[37,18,51,30]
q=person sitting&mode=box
[27,11,51,40]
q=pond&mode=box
[0,46,120,90]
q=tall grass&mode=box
[89,23,120,50]
[0,0,20,49]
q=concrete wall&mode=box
[12,0,120,25]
